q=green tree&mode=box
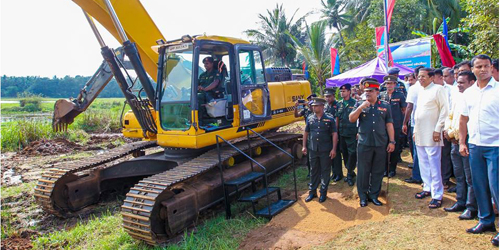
[288,21,333,96]
[320,0,351,47]
[245,4,306,67]
[336,22,377,70]
[368,0,427,42]
[460,0,499,58]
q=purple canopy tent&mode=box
[326,57,414,87]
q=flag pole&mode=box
[383,0,390,68]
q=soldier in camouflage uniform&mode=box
[324,88,343,182]
[336,84,358,186]
[379,75,407,177]
[295,94,317,177]
[302,98,338,203]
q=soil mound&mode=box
[1,230,38,250]
[20,139,82,156]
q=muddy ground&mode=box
[0,134,146,250]
[1,130,498,250]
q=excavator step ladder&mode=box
[216,128,298,219]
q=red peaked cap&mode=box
[360,77,380,90]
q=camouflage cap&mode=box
[383,75,399,83]
[310,97,327,106]
[324,88,335,96]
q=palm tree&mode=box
[287,21,333,96]
[319,0,351,47]
[245,4,306,67]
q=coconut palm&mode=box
[319,0,351,47]
[287,21,333,96]
[245,4,306,67]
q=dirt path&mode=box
[240,151,497,250]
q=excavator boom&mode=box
[72,0,165,82]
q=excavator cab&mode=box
[157,37,272,136]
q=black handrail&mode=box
[216,135,272,218]
[246,128,298,201]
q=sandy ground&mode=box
[240,151,498,250]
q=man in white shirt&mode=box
[413,68,448,209]
[443,71,477,219]
[443,67,457,87]
[459,55,499,246]
[434,69,454,188]
[402,75,422,184]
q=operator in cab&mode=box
[198,57,223,118]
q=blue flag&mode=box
[443,16,451,50]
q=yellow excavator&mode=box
[35,0,311,245]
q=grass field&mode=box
[1,98,128,151]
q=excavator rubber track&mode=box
[121,132,301,245]
[34,140,158,217]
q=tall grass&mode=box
[0,120,90,151]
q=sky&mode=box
[1,0,325,77]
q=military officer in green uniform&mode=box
[380,67,407,97]
[336,84,358,186]
[324,88,343,182]
[295,94,317,177]
[302,98,338,203]
[379,75,407,177]
[198,57,224,118]
[349,78,395,207]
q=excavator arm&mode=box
[54,0,167,136]
[52,47,130,131]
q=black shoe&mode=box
[347,179,355,186]
[404,178,422,184]
[388,171,396,178]
[459,209,478,220]
[492,233,499,247]
[444,203,466,212]
[368,197,383,206]
[360,199,368,207]
[447,186,457,193]
[383,171,388,177]
[466,223,497,234]
[305,192,317,202]
[319,194,327,203]
[332,175,343,182]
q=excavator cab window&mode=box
[158,43,193,131]
[196,43,234,131]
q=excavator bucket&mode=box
[52,99,82,132]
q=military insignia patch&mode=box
[365,83,370,88]
[377,107,387,111]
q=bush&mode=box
[18,92,43,112]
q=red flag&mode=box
[330,48,340,75]
[375,26,385,47]
[433,34,456,67]
[386,0,396,32]
[375,26,394,66]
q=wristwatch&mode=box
[389,141,396,145]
